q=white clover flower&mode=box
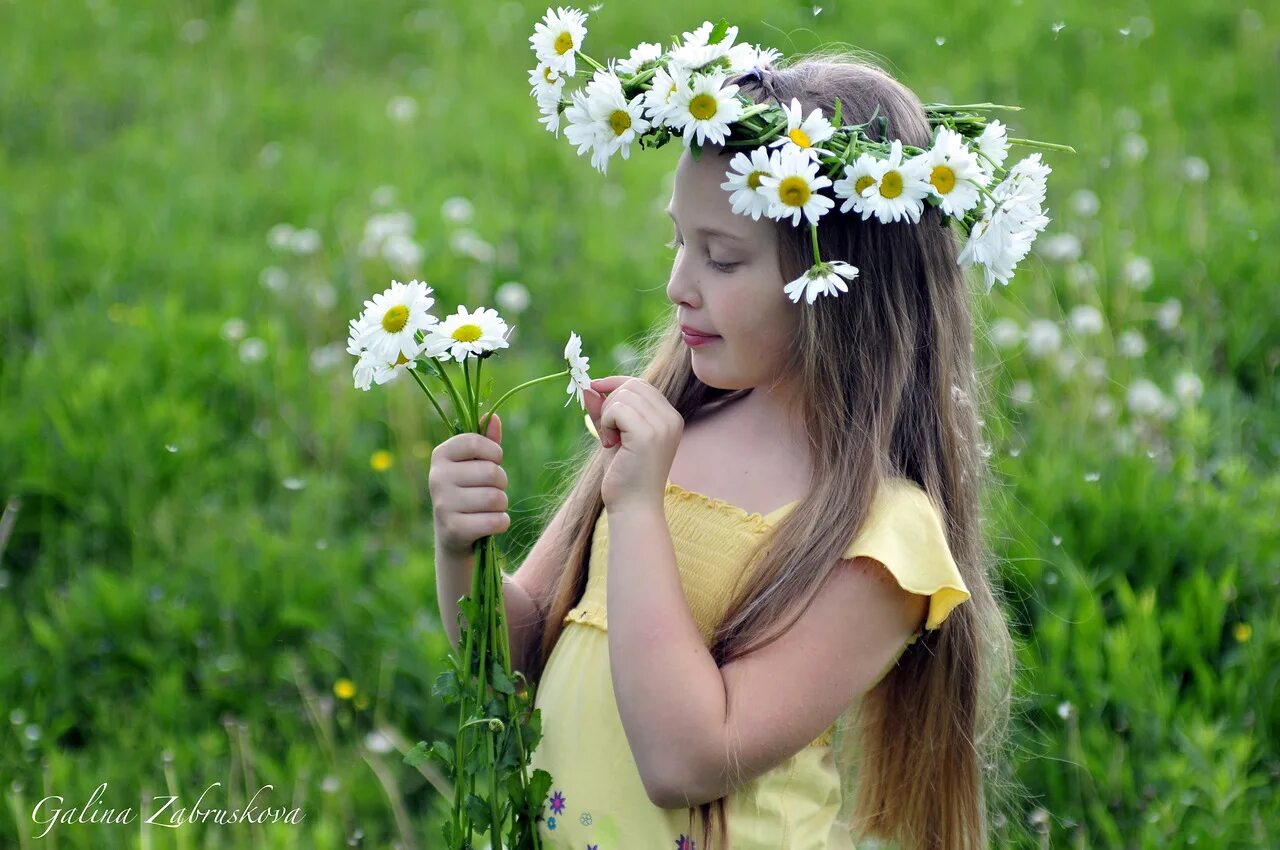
[422,305,512,362]
[1025,319,1062,358]
[1070,188,1100,217]
[529,61,566,103]
[1040,233,1082,263]
[615,41,664,76]
[563,331,593,409]
[529,6,588,77]
[1068,304,1105,336]
[757,146,835,227]
[353,279,439,364]
[667,20,738,71]
[665,71,744,147]
[767,97,837,161]
[916,127,987,217]
[1123,255,1153,290]
[782,260,859,305]
[853,140,932,225]
[989,317,1023,349]
[1117,328,1147,358]
[974,119,1010,176]
[563,70,651,174]
[1173,371,1204,406]
[1155,297,1182,331]
[721,145,775,220]
[495,281,532,315]
[1181,156,1209,183]
[1125,378,1167,417]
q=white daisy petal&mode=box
[353,279,439,365]
[563,331,593,409]
[529,6,588,78]
[664,71,745,148]
[720,144,775,221]
[767,97,837,161]
[422,306,513,362]
[757,147,835,227]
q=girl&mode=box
[432,54,1015,850]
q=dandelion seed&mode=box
[1125,378,1166,416]
[1173,371,1203,405]
[239,338,267,363]
[1039,233,1081,263]
[989,317,1022,349]
[441,196,474,224]
[1025,319,1062,357]
[495,281,532,314]
[1068,305,1104,336]
[1181,156,1209,183]
[267,223,295,251]
[260,266,288,292]
[1122,256,1153,290]
[1051,21,1065,36]
[1120,133,1148,163]
[1010,380,1034,406]
[1155,297,1182,331]
[290,227,322,255]
[1069,189,1099,217]
[1093,397,1115,419]
[386,95,419,123]
[1117,329,1147,358]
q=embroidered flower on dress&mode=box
[547,815,556,830]
[580,812,593,826]
[549,789,567,815]
[675,835,697,850]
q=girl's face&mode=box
[665,148,800,394]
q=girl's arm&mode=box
[607,504,926,809]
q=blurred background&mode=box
[1,0,1276,847]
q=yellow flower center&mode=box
[451,323,484,343]
[554,31,574,56]
[879,170,903,199]
[668,83,677,100]
[382,304,409,333]
[778,176,811,208]
[930,164,956,195]
[689,93,718,121]
[543,66,555,82]
[788,127,812,148]
[393,352,410,366]
[747,170,767,189]
[855,175,876,195]
[608,109,632,136]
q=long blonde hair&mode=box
[522,50,1019,850]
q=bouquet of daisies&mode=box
[529,9,1076,301]
[348,279,594,849]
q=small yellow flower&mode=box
[370,450,393,472]
[334,679,357,700]
[1233,622,1252,643]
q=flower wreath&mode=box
[528,9,1076,303]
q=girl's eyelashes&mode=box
[664,237,739,274]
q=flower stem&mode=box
[809,223,822,266]
[479,369,570,433]
[407,366,455,433]
[427,357,469,432]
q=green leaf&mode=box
[690,141,702,161]
[707,18,730,45]
[433,669,461,702]
[832,97,842,127]
[404,740,431,767]
[465,793,491,833]
[528,768,554,814]
[457,594,480,628]
[490,660,515,695]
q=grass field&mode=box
[1,0,1276,847]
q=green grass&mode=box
[1,0,1276,847]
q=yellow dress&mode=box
[529,468,971,849]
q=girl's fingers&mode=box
[598,396,649,446]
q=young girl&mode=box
[432,54,1014,850]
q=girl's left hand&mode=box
[583,376,683,514]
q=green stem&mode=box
[479,369,571,433]
[461,358,479,433]
[428,357,469,432]
[408,365,455,434]
[809,223,822,266]
[580,52,606,73]
[1008,137,1077,153]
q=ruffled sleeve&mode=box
[843,478,971,636]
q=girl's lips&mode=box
[681,330,720,346]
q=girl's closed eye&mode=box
[664,237,740,274]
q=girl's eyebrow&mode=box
[665,204,746,244]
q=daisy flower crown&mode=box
[529,9,1076,304]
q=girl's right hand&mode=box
[428,413,510,557]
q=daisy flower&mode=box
[353,279,438,364]
[974,119,1010,177]
[916,127,988,217]
[529,6,588,77]
[352,349,418,391]
[563,71,651,174]
[563,331,593,409]
[852,140,932,225]
[783,260,860,304]
[422,306,513,362]
[641,63,691,126]
[757,147,835,227]
[667,20,738,72]
[768,97,836,160]
[614,41,664,76]
[720,144,775,220]
[726,43,782,75]
[537,95,565,137]
[957,155,1053,291]
[665,71,744,147]
[528,61,565,104]
[831,151,880,217]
